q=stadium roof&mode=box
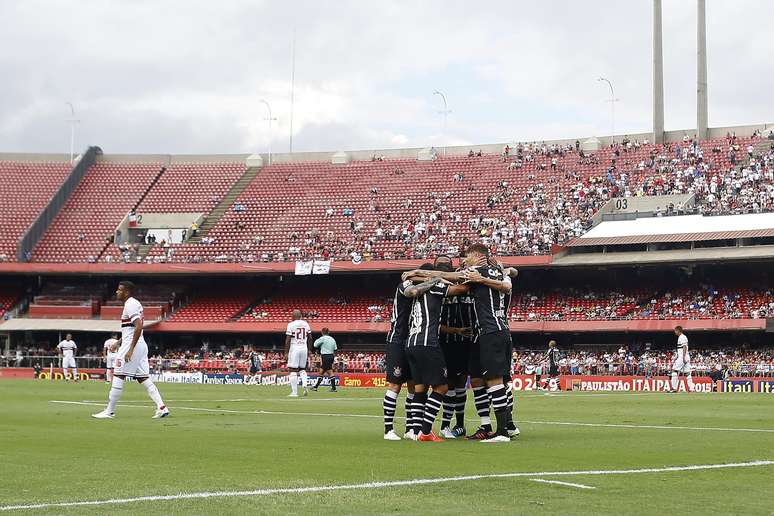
[569,213,774,247]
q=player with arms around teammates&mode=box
[92,281,169,419]
[461,244,518,442]
[285,310,312,397]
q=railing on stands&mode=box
[16,146,102,262]
[3,355,772,377]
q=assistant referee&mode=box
[312,327,338,392]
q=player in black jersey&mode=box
[543,340,561,391]
[435,255,473,439]
[461,243,516,442]
[382,272,446,441]
[405,263,469,442]
[244,347,262,385]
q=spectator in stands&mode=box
[190,222,198,238]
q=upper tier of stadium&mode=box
[1,122,772,267]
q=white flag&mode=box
[294,260,313,275]
[312,260,331,275]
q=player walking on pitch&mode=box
[57,333,78,381]
[285,310,311,397]
[670,326,695,392]
[103,333,120,383]
[92,281,169,419]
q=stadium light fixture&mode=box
[597,78,619,145]
[259,99,278,165]
[65,102,79,164]
[433,90,451,157]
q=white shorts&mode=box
[672,358,691,374]
[62,356,77,369]
[114,342,150,378]
[287,347,308,369]
[106,353,117,369]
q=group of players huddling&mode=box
[383,243,520,443]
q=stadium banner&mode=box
[312,260,331,275]
[560,375,714,392]
[719,379,774,393]
[203,373,246,385]
[0,367,36,379]
[294,260,313,276]
[150,371,204,384]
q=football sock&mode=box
[106,376,125,413]
[412,392,428,434]
[289,372,298,395]
[505,388,515,424]
[72,369,78,380]
[421,391,444,435]
[314,375,324,389]
[299,370,308,390]
[686,372,695,392]
[383,390,398,433]
[440,388,456,429]
[671,371,679,391]
[454,389,467,428]
[487,385,509,436]
[405,393,414,433]
[142,379,166,410]
[330,375,337,390]
[473,387,492,431]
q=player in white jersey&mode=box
[670,326,695,392]
[57,334,78,381]
[285,310,311,397]
[103,333,120,383]
[92,281,169,419]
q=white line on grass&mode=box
[530,479,596,490]
[50,400,774,434]
[80,397,383,403]
[1,460,770,511]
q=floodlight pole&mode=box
[433,90,450,157]
[597,78,619,145]
[260,99,277,165]
[65,102,79,163]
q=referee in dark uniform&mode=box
[312,328,338,392]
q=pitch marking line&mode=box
[530,479,596,490]
[1,460,771,511]
[50,401,774,434]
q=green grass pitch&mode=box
[1,380,773,515]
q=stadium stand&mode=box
[13,134,767,264]
[96,135,762,264]
[31,162,163,262]
[0,161,71,262]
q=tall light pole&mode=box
[259,99,277,165]
[433,90,450,157]
[597,77,619,145]
[65,101,79,163]
[696,0,708,140]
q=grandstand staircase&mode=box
[186,166,261,243]
[96,166,168,262]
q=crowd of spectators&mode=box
[97,134,774,265]
[5,344,773,377]
[511,285,774,321]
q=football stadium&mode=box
[1,1,773,514]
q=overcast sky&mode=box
[1,0,772,155]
